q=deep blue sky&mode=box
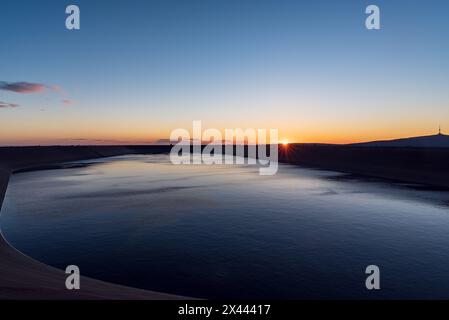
[1,0,448,145]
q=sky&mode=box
[1,0,449,145]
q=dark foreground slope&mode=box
[349,133,449,148]
[279,144,449,188]
[0,145,171,171]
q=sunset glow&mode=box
[1,1,448,146]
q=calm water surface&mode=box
[2,154,449,299]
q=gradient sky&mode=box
[1,0,449,145]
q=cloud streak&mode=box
[0,101,19,108]
[0,81,58,93]
[0,81,73,109]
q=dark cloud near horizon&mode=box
[0,101,19,108]
[0,81,57,93]
[0,81,69,109]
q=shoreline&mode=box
[0,146,189,300]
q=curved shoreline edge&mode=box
[0,146,190,300]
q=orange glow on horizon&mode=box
[0,119,446,146]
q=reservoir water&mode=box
[1,154,449,299]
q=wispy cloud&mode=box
[0,81,74,110]
[0,81,59,93]
[0,101,19,108]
